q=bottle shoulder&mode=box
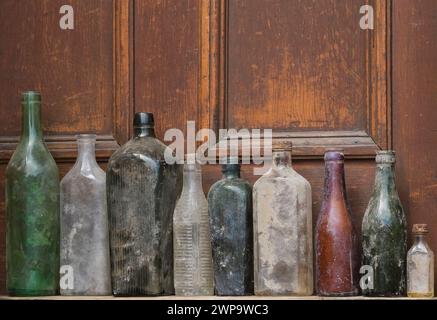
[108,137,168,168]
[254,167,310,191]
[208,177,252,199]
[408,242,434,257]
[362,194,406,229]
[6,140,58,177]
[61,164,106,186]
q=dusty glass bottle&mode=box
[362,151,407,296]
[316,151,359,296]
[253,148,313,295]
[208,157,253,296]
[60,134,111,295]
[107,112,182,296]
[173,159,213,296]
[6,91,60,296]
[407,224,434,298]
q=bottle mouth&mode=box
[133,112,154,127]
[376,150,395,164]
[324,151,344,162]
[219,156,239,165]
[76,133,97,142]
[412,224,428,234]
[184,162,201,172]
[22,91,41,104]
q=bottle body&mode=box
[253,151,313,295]
[173,161,213,296]
[407,225,434,297]
[316,151,358,296]
[107,113,182,296]
[6,92,60,296]
[362,151,407,296]
[208,161,253,296]
[60,134,111,295]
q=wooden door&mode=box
[0,0,436,294]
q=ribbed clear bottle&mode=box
[173,159,213,296]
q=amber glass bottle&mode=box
[315,151,359,296]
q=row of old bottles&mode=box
[6,92,434,297]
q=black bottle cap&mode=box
[134,112,154,127]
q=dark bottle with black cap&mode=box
[207,157,254,295]
[107,112,182,296]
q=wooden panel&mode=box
[228,0,367,131]
[0,0,113,137]
[134,0,201,139]
[208,0,390,157]
[0,0,132,161]
[393,0,437,291]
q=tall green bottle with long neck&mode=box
[362,150,407,296]
[6,91,60,296]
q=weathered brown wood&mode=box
[113,0,133,145]
[368,0,391,149]
[134,0,201,138]
[216,0,390,157]
[392,0,437,292]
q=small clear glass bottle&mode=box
[407,224,434,298]
[60,134,111,295]
[173,157,214,296]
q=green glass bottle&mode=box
[362,150,407,296]
[6,91,60,296]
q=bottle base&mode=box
[8,289,58,297]
[407,292,434,298]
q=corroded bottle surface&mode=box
[253,149,313,295]
[107,112,182,296]
[173,159,213,296]
[362,151,407,296]
[60,134,111,295]
[6,91,60,296]
[407,224,434,298]
[208,158,253,296]
[316,151,359,296]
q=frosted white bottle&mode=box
[173,160,214,296]
[60,134,111,295]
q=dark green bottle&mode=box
[362,150,407,296]
[6,91,60,296]
[208,158,253,295]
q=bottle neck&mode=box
[134,126,156,138]
[413,234,427,246]
[75,137,99,173]
[374,163,398,196]
[324,160,347,200]
[182,165,203,193]
[222,164,240,179]
[21,101,43,141]
[272,151,292,168]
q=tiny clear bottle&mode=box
[407,224,434,298]
[173,157,214,296]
